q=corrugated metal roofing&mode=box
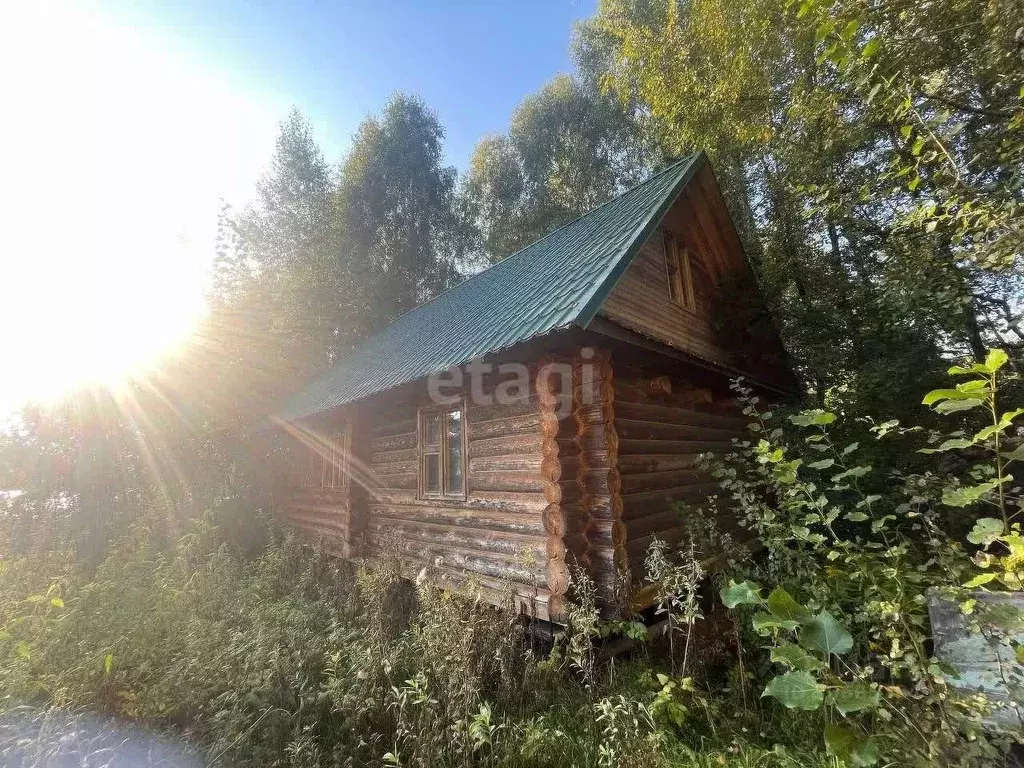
[278,153,704,422]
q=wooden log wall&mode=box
[613,362,748,586]
[359,366,565,622]
[281,487,355,558]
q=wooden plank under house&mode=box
[273,153,797,623]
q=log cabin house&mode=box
[273,153,796,623]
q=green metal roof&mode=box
[278,153,704,422]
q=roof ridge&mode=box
[351,155,698,344]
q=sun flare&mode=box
[0,2,282,414]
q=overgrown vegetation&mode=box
[2,352,1024,765]
[1,0,1022,764]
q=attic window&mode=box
[303,427,350,489]
[664,231,696,311]
[418,403,466,499]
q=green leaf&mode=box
[824,724,879,766]
[770,642,824,672]
[49,597,64,609]
[862,37,880,57]
[922,388,974,405]
[808,458,835,470]
[15,641,29,660]
[720,580,761,609]
[918,438,974,454]
[790,410,835,427]
[104,653,115,676]
[984,349,1009,373]
[935,398,985,414]
[943,479,1007,508]
[963,572,998,588]
[800,610,853,656]
[828,683,880,715]
[1002,446,1024,463]
[753,612,800,633]
[767,587,812,624]
[967,517,1005,545]
[762,671,824,710]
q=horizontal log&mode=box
[469,455,542,474]
[623,508,685,541]
[289,487,351,504]
[359,553,559,621]
[471,471,546,494]
[364,532,547,585]
[618,453,701,474]
[366,517,548,559]
[616,418,742,442]
[369,447,418,466]
[281,506,351,530]
[467,393,539,423]
[373,472,418,491]
[468,412,543,441]
[370,432,416,453]
[371,418,416,439]
[370,460,417,477]
[281,516,349,543]
[621,483,722,520]
[469,433,544,459]
[614,400,747,431]
[618,438,736,456]
[366,502,545,536]
[619,468,706,495]
[368,488,547,513]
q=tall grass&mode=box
[0,505,832,767]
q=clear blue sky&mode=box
[81,0,597,169]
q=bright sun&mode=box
[0,2,282,414]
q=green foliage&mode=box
[704,365,1024,764]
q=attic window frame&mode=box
[417,401,467,501]
[663,230,696,312]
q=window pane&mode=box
[424,414,441,446]
[424,453,441,494]
[445,410,463,493]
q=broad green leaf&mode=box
[720,580,761,609]
[770,642,824,671]
[824,724,879,766]
[808,458,835,470]
[15,641,29,660]
[967,517,1005,545]
[762,671,823,710]
[918,438,974,454]
[1003,446,1024,463]
[104,653,115,675]
[935,398,985,414]
[49,597,64,609]
[828,682,880,715]
[963,572,998,588]
[753,612,800,633]
[922,388,969,405]
[984,349,1009,373]
[767,587,812,624]
[861,37,880,57]
[943,479,1007,508]
[800,610,853,656]
[790,410,835,427]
